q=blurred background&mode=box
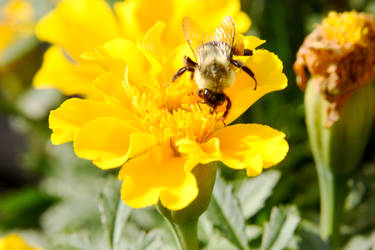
[1,0,375,249]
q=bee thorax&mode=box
[195,62,235,92]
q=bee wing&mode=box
[182,17,208,62]
[214,16,236,57]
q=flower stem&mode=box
[316,164,348,249]
[305,80,375,249]
[166,218,199,250]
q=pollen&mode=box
[122,73,221,147]
[321,11,371,46]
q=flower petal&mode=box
[119,146,198,210]
[35,0,120,58]
[176,138,221,171]
[81,38,159,89]
[0,234,42,250]
[213,124,289,176]
[74,117,156,169]
[49,98,132,145]
[114,0,175,43]
[33,46,103,96]
[226,49,288,123]
[142,21,166,61]
[244,36,266,50]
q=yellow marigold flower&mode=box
[33,0,250,96]
[49,20,288,210]
[294,11,375,126]
[0,234,42,250]
[0,0,34,63]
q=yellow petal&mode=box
[119,146,198,210]
[0,234,42,250]
[176,138,221,171]
[93,71,132,108]
[213,124,289,177]
[226,49,288,123]
[35,0,120,58]
[114,0,175,42]
[81,38,159,89]
[33,46,103,96]
[235,11,252,33]
[49,98,131,145]
[142,21,166,61]
[74,117,156,169]
[244,36,266,50]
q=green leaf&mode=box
[0,37,39,67]
[98,177,132,250]
[50,230,93,250]
[261,206,300,250]
[133,230,174,250]
[204,233,238,250]
[246,225,262,241]
[296,221,331,250]
[207,175,249,250]
[237,170,280,219]
[344,230,375,250]
[0,187,54,230]
[112,202,132,250]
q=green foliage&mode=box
[237,170,280,219]
[0,188,55,230]
[207,175,249,250]
[260,207,300,250]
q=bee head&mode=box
[203,89,226,106]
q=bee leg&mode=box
[230,59,258,90]
[172,67,196,82]
[172,56,197,82]
[223,95,232,119]
[183,57,197,80]
[184,56,197,67]
[242,49,253,56]
[232,48,253,56]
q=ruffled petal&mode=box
[114,0,250,49]
[213,124,289,176]
[142,21,166,61]
[119,146,198,210]
[176,138,221,171]
[74,117,156,169]
[33,46,103,96]
[114,0,176,43]
[49,98,132,144]
[226,49,288,123]
[93,71,132,107]
[81,38,159,89]
[35,0,120,58]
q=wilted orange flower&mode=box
[294,11,375,125]
[48,15,288,210]
[33,0,250,96]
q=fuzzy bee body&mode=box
[172,16,258,119]
[195,41,235,92]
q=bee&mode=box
[172,16,257,119]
